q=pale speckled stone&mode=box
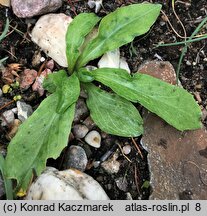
[31,13,73,67]
[85,130,101,148]
[11,0,62,18]
[26,167,109,200]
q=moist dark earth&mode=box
[0,0,207,200]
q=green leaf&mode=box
[0,18,9,42]
[5,73,80,190]
[5,94,76,191]
[43,70,68,93]
[76,3,161,68]
[76,68,95,83]
[56,73,80,113]
[66,13,100,73]
[0,153,13,199]
[44,71,80,113]
[84,83,143,137]
[92,68,202,130]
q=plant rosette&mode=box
[5,3,201,194]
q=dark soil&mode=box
[0,0,206,200]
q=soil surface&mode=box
[0,0,207,200]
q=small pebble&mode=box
[159,21,166,26]
[1,110,15,126]
[0,88,2,97]
[72,124,89,139]
[11,0,63,18]
[186,60,191,66]
[32,51,42,67]
[101,152,120,174]
[115,177,128,192]
[126,192,133,200]
[122,145,131,155]
[17,101,33,122]
[11,108,18,114]
[19,69,37,90]
[88,0,102,13]
[7,119,21,139]
[74,99,89,123]
[63,145,88,171]
[45,59,55,70]
[83,116,96,130]
[85,130,101,148]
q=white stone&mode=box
[26,167,109,200]
[122,144,131,155]
[31,13,73,67]
[98,49,120,68]
[88,0,103,13]
[98,48,131,73]
[17,101,33,122]
[85,130,101,148]
[0,88,2,97]
[119,57,130,73]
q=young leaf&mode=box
[56,73,80,113]
[92,68,202,130]
[66,13,100,73]
[5,73,80,190]
[76,3,161,68]
[5,94,76,191]
[43,70,68,93]
[76,68,95,83]
[84,83,143,137]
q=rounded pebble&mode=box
[72,124,89,139]
[85,130,101,148]
[122,145,132,155]
[64,145,88,171]
[1,110,15,126]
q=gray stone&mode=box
[0,88,2,97]
[83,116,96,130]
[17,101,33,122]
[141,111,207,199]
[115,177,128,192]
[1,110,15,126]
[72,124,89,139]
[63,145,88,172]
[11,0,62,18]
[74,99,89,123]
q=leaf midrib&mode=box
[96,75,197,121]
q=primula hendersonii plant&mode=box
[5,3,201,194]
